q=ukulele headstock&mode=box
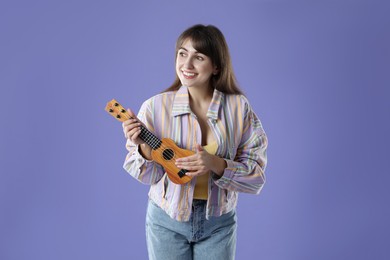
[105,99,131,122]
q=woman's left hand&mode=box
[175,144,226,177]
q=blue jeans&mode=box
[146,199,237,260]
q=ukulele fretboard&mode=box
[139,126,162,150]
[105,99,163,150]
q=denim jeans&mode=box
[146,199,237,260]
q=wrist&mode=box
[138,144,152,160]
[211,156,227,177]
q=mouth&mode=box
[182,71,197,79]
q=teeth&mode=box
[183,71,195,77]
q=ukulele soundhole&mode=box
[162,149,174,160]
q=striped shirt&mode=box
[123,86,268,221]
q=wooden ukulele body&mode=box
[105,99,194,185]
[151,138,194,184]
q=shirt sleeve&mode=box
[123,100,165,185]
[212,98,268,194]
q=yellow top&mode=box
[193,141,218,200]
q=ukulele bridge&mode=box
[178,169,187,178]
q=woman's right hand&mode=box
[122,109,145,145]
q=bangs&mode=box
[177,29,215,58]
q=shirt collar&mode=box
[172,86,223,121]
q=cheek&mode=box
[199,68,213,78]
[175,62,181,74]
[175,58,184,69]
[199,63,214,74]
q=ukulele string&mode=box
[109,103,190,180]
[120,109,183,162]
[139,127,181,160]
[107,103,165,151]
[110,103,191,175]
[136,122,192,164]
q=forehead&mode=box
[179,39,198,52]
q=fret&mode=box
[105,99,194,185]
[139,126,162,150]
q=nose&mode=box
[183,56,194,69]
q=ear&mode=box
[213,66,219,75]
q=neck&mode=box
[187,85,213,106]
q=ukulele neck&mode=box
[139,125,162,150]
[105,99,162,150]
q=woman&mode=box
[122,24,267,260]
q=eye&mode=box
[178,51,187,57]
[196,55,205,61]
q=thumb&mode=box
[127,108,137,119]
[196,144,204,153]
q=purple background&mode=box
[1,0,389,259]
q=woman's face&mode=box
[175,39,217,90]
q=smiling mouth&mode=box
[182,71,196,79]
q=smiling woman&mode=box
[175,40,218,90]
[166,24,244,95]
[121,24,268,260]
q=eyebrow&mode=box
[179,47,201,54]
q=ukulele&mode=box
[105,99,194,185]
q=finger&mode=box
[127,108,138,120]
[126,120,142,130]
[175,158,203,167]
[196,144,204,152]
[126,109,146,130]
[176,162,208,174]
[175,162,193,169]
[123,122,142,137]
[183,169,199,177]
[184,171,198,177]
[185,170,206,177]
[123,121,139,138]
[176,154,198,163]
[127,127,142,140]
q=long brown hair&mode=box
[164,24,243,95]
